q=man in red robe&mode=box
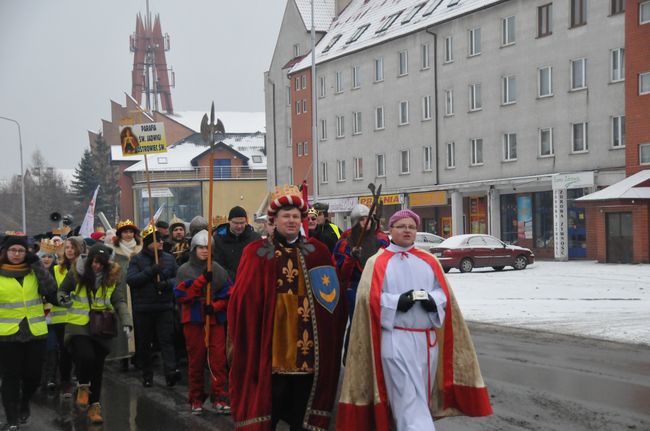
[228,185,347,431]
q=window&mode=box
[502,16,515,46]
[295,77,300,91]
[353,157,364,180]
[439,89,452,117]
[320,119,327,141]
[468,28,481,56]
[400,150,410,174]
[571,58,587,90]
[423,146,432,171]
[303,141,309,156]
[641,144,650,164]
[612,116,625,147]
[640,72,650,94]
[286,86,291,106]
[444,36,453,63]
[336,71,343,93]
[399,101,409,125]
[296,101,302,114]
[375,106,385,130]
[422,0,443,16]
[502,75,517,104]
[353,111,362,135]
[402,3,425,23]
[538,66,553,97]
[570,0,587,27]
[322,34,341,53]
[336,115,345,138]
[376,154,386,177]
[399,50,408,76]
[572,122,588,152]
[252,155,262,163]
[347,24,369,43]
[422,96,432,120]
[611,0,625,15]
[642,1,650,24]
[446,142,455,168]
[539,128,554,156]
[469,83,482,111]
[611,48,625,82]
[538,4,552,37]
[503,133,517,161]
[421,43,430,69]
[377,11,402,33]
[301,75,306,89]
[319,76,326,98]
[302,99,307,113]
[375,57,384,82]
[320,162,328,183]
[352,66,361,89]
[337,160,346,181]
[470,138,483,165]
[288,127,292,147]
[297,142,303,156]
[293,43,300,57]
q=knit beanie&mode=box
[228,206,247,220]
[388,209,421,228]
[87,243,113,266]
[2,235,29,252]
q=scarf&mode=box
[0,262,30,278]
[117,238,138,258]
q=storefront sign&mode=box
[553,188,568,260]
[409,191,447,207]
[359,194,402,207]
[517,194,533,240]
[552,171,594,190]
[142,188,174,198]
[119,122,168,156]
[317,197,358,213]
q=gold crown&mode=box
[39,239,57,254]
[117,219,136,230]
[307,208,318,216]
[140,224,156,239]
[52,226,71,236]
[270,184,301,202]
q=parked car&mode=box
[414,232,445,251]
[430,234,535,273]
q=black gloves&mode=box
[204,303,215,316]
[420,295,437,313]
[396,290,415,313]
[350,247,362,260]
[24,252,40,265]
[203,270,213,283]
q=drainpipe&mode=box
[425,27,439,186]
[267,74,279,186]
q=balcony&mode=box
[130,165,266,183]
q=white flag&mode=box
[79,185,100,238]
[152,203,166,223]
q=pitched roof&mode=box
[577,170,650,201]
[294,0,337,32]
[291,0,502,72]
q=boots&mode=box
[87,403,104,424]
[75,383,91,409]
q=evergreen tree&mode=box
[71,148,98,202]
[92,133,120,223]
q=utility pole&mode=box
[0,116,27,234]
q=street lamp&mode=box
[0,116,27,234]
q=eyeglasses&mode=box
[308,217,317,221]
[7,248,26,255]
[392,225,417,231]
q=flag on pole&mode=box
[152,203,166,223]
[79,185,100,238]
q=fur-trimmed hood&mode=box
[73,255,122,287]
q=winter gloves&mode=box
[396,289,437,314]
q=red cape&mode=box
[228,237,347,430]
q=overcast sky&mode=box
[0,0,285,178]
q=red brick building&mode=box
[288,68,314,192]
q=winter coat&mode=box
[126,250,177,313]
[212,223,261,281]
[311,222,341,253]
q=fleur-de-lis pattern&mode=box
[282,259,299,284]
[297,297,310,322]
[297,329,314,356]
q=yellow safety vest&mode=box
[67,282,116,327]
[330,223,341,239]
[0,272,48,337]
[48,265,69,325]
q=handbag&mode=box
[89,309,118,338]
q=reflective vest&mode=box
[67,282,116,327]
[48,265,69,324]
[330,223,341,239]
[0,272,48,337]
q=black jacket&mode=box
[311,222,341,253]
[126,250,177,313]
[212,223,261,282]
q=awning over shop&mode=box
[577,170,650,201]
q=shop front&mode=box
[408,191,450,237]
[317,197,358,231]
[134,182,203,226]
[358,193,403,230]
[464,196,488,234]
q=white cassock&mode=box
[380,243,447,431]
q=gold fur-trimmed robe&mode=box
[336,247,492,430]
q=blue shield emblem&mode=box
[308,266,340,314]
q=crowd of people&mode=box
[0,184,493,431]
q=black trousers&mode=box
[0,340,46,424]
[51,324,73,383]
[271,374,314,431]
[69,336,109,404]
[133,310,177,380]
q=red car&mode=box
[430,234,535,273]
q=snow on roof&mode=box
[577,170,650,201]
[291,0,502,73]
[110,145,145,163]
[167,111,266,134]
[220,134,267,170]
[294,0,336,32]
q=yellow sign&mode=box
[119,123,167,156]
[409,191,448,207]
[358,194,402,206]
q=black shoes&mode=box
[18,403,30,425]
[142,378,153,388]
[165,369,182,387]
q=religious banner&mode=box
[119,122,167,156]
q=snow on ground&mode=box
[447,260,650,346]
